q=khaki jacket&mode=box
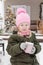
[6,33,41,65]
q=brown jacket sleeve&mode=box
[33,33,41,54]
[6,35,23,56]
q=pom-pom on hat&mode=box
[16,8,30,27]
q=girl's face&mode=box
[18,22,30,32]
[39,22,43,30]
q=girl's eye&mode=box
[21,24,23,26]
[25,24,28,26]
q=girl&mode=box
[6,8,41,65]
[37,20,43,34]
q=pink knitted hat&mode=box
[16,8,30,27]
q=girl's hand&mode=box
[24,45,36,54]
[20,42,36,54]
